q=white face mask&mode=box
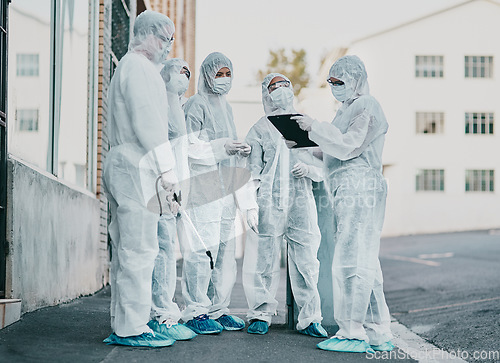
[270,86,294,109]
[213,77,232,95]
[330,83,354,102]
[168,72,189,95]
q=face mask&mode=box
[153,37,172,63]
[213,77,232,95]
[168,72,189,95]
[270,86,294,109]
[330,83,354,102]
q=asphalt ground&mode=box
[3,230,499,362]
[380,230,500,362]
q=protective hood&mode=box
[129,10,175,64]
[160,58,190,141]
[329,55,370,103]
[198,52,233,96]
[262,72,296,115]
[161,58,190,96]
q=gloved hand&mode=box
[225,140,247,155]
[291,114,315,132]
[166,193,181,216]
[160,169,179,194]
[238,143,252,157]
[291,162,309,178]
[283,139,297,149]
[246,208,259,234]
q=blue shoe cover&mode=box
[216,314,245,331]
[317,337,374,353]
[184,314,223,334]
[299,323,328,338]
[103,332,174,347]
[371,341,395,351]
[147,319,197,340]
[247,320,269,335]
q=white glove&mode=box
[166,193,181,216]
[225,140,248,155]
[160,169,179,194]
[291,114,315,132]
[246,208,259,234]
[291,162,309,178]
[238,143,252,157]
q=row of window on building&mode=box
[17,53,494,80]
[416,169,495,192]
[415,55,493,78]
[416,112,494,134]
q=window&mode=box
[9,0,96,191]
[416,169,444,191]
[465,170,494,192]
[416,112,444,134]
[415,56,443,78]
[465,56,493,78]
[465,112,494,134]
[16,109,38,131]
[16,53,39,76]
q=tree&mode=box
[257,48,310,96]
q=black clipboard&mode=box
[267,113,318,148]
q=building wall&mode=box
[3,0,109,312]
[149,0,196,96]
[5,157,104,312]
[347,0,500,236]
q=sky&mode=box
[196,0,472,87]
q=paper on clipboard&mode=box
[267,113,318,148]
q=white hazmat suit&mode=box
[148,58,198,341]
[182,52,249,332]
[103,11,177,345]
[297,55,393,352]
[242,73,325,333]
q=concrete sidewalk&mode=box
[0,259,416,363]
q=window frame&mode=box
[16,108,39,131]
[465,112,494,135]
[16,53,39,76]
[416,169,445,192]
[465,55,494,78]
[42,0,97,192]
[416,112,445,134]
[415,55,444,78]
[465,169,494,192]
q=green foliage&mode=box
[257,48,310,96]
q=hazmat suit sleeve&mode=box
[306,164,323,182]
[121,57,175,173]
[309,101,380,161]
[233,157,259,211]
[184,98,231,165]
[292,148,324,169]
[233,126,263,211]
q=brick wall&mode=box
[97,0,112,284]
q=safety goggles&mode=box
[327,79,344,86]
[157,34,175,43]
[181,66,191,79]
[268,80,290,92]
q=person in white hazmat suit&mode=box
[147,58,198,341]
[293,55,394,353]
[102,11,180,347]
[242,73,328,338]
[182,52,251,334]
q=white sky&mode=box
[196,0,470,87]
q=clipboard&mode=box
[267,114,318,148]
